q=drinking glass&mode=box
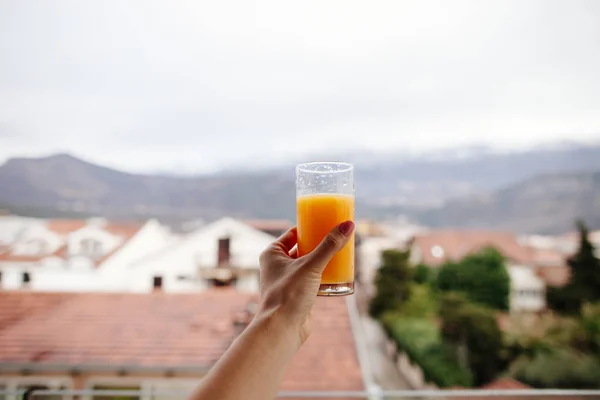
[296,162,355,296]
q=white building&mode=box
[0,216,172,292]
[126,217,277,293]
[0,216,279,294]
[508,265,546,312]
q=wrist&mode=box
[253,303,303,351]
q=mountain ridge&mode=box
[1,144,600,233]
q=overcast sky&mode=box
[1,0,599,173]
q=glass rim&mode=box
[296,161,354,174]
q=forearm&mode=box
[190,308,301,400]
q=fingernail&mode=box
[338,221,355,237]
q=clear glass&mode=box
[296,162,355,296]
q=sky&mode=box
[1,0,600,173]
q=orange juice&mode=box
[297,194,355,284]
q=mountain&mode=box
[0,154,296,220]
[417,171,600,234]
[351,142,600,207]
[1,144,600,233]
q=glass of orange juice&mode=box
[296,162,355,296]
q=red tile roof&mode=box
[0,291,364,392]
[411,230,534,267]
[0,290,253,367]
[46,219,87,235]
[284,297,364,391]
[535,265,571,287]
[0,293,70,333]
[529,248,566,267]
[0,253,46,262]
[481,377,530,389]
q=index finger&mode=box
[272,226,298,253]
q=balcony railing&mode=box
[1,388,600,399]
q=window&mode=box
[218,237,231,266]
[80,238,104,258]
[22,272,31,284]
[153,276,163,290]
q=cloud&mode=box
[0,0,599,172]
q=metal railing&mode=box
[1,388,600,399]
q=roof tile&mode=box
[0,290,363,392]
[412,230,534,266]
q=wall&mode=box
[381,336,437,390]
[98,220,174,292]
[508,264,546,312]
[127,218,274,294]
[0,264,36,290]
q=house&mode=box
[0,216,284,294]
[0,290,365,398]
[409,230,555,312]
[126,217,277,293]
[0,216,172,292]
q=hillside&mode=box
[0,154,296,220]
[418,171,600,234]
[1,146,600,233]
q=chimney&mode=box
[217,237,231,267]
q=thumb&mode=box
[305,220,355,271]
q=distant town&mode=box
[1,211,599,394]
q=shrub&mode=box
[381,313,473,387]
[369,250,412,317]
[512,349,600,389]
[400,283,438,318]
[437,247,510,310]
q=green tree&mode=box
[400,283,437,318]
[369,250,412,317]
[413,263,435,285]
[579,302,600,353]
[548,221,600,314]
[440,292,505,386]
[437,247,510,310]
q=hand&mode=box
[257,220,355,345]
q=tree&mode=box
[548,221,600,314]
[579,302,600,353]
[440,292,505,386]
[369,250,412,317]
[413,263,435,285]
[400,283,437,318]
[437,247,510,310]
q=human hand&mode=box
[257,221,355,346]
